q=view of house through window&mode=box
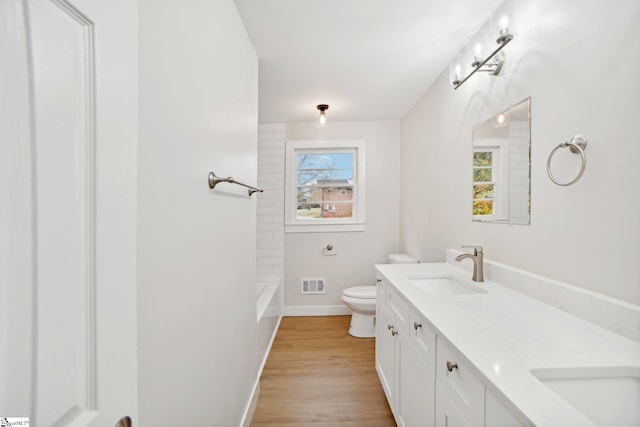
[473,149,496,216]
[296,152,354,219]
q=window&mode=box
[473,148,498,219]
[285,140,366,232]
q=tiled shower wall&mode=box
[256,123,285,283]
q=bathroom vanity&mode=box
[374,255,640,427]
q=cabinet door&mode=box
[436,337,485,425]
[399,338,435,427]
[376,304,397,406]
[485,388,525,427]
[435,382,472,427]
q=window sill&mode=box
[285,223,365,233]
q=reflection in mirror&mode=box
[472,97,530,224]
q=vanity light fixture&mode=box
[448,0,515,90]
[317,104,329,126]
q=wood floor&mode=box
[251,315,396,427]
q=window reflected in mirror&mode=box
[472,98,530,225]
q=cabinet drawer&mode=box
[409,310,436,373]
[436,337,485,426]
[386,285,410,332]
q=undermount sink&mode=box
[407,274,487,296]
[531,366,640,426]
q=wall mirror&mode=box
[472,97,530,225]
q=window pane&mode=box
[297,152,354,186]
[296,204,322,218]
[473,167,492,182]
[296,187,323,204]
[473,200,494,215]
[321,186,353,201]
[297,202,353,219]
[473,184,494,199]
[473,151,492,167]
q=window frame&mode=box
[472,146,499,221]
[285,140,366,233]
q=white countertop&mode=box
[375,262,640,427]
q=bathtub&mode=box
[256,281,282,371]
[256,281,280,321]
[244,282,283,427]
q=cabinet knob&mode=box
[446,361,458,372]
[387,324,393,330]
[391,329,398,336]
[413,322,422,330]
[376,278,382,284]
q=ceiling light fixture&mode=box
[449,0,515,90]
[317,104,329,126]
[492,110,511,128]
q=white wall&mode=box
[400,0,640,304]
[284,121,401,310]
[137,1,259,425]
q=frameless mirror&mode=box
[472,97,530,224]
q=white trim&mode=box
[241,314,282,427]
[473,141,509,222]
[285,223,365,233]
[240,380,260,427]
[284,305,352,316]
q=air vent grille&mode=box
[301,278,325,294]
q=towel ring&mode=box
[547,135,587,186]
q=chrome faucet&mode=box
[455,246,484,282]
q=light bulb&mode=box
[499,14,509,34]
[493,111,510,128]
[474,43,483,59]
[316,104,329,125]
[473,43,484,66]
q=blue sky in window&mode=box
[297,153,354,184]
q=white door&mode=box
[1,0,138,426]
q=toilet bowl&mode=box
[341,286,377,338]
[342,253,418,338]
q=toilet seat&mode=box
[342,286,376,299]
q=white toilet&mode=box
[341,254,418,338]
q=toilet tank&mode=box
[388,253,418,264]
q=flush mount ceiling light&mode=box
[492,110,511,128]
[449,0,515,90]
[317,104,329,126]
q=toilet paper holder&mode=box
[323,244,337,256]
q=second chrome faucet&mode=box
[455,245,484,282]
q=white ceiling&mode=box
[234,0,504,124]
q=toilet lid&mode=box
[343,286,376,299]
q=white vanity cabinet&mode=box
[376,275,524,427]
[435,337,485,427]
[376,276,437,427]
[399,332,436,427]
[376,302,397,408]
[435,381,471,427]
